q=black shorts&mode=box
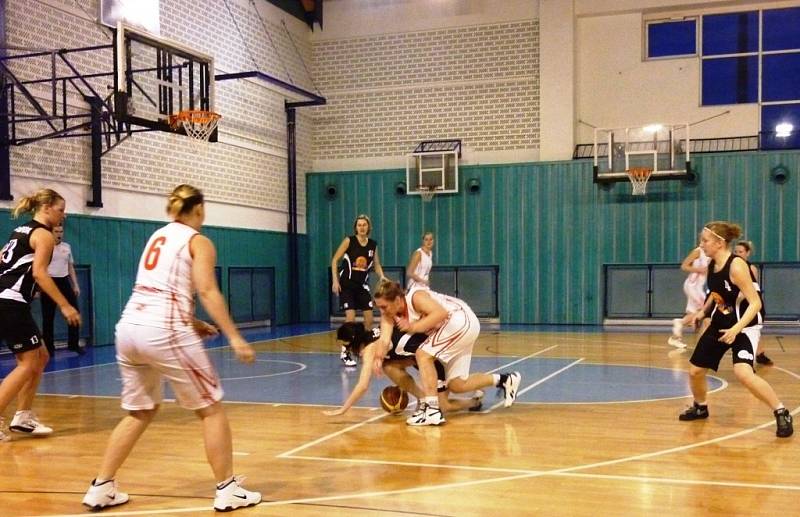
[689,323,760,371]
[339,282,373,312]
[0,302,44,354]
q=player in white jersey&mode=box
[373,281,521,426]
[406,232,434,290]
[82,185,261,513]
[734,240,772,366]
[669,242,711,348]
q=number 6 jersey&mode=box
[120,222,198,330]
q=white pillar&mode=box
[539,0,575,161]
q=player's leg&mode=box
[12,346,52,435]
[407,348,446,426]
[731,329,792,437]
[679,327,725,421]
[383,358,423,400]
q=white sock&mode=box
[424,396,439,408]
[492,374,501,386]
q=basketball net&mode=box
[627,167,652,196]
[418,186,435,202]
[168,110,221,153]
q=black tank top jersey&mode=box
[339,235,376,286]
[386,328,446,382]
[0,220,51,305]
[707,254,764,328]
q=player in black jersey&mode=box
[734,240,773,366]
[323,322,483,416]
[678,222,792,438]
[330,215,387,366]
[0,188,81,440]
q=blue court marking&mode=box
[36,351,722,407]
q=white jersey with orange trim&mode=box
[407,248,432,290]
[402,286,468,324]
[120,222,197,330]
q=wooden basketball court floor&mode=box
[2,325,799,516]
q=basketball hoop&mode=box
[627,167,652,196]
[168,110,221,149]
[418,186,435,202]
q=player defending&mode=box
[678,222,792,438]
[372,281,521,426]
[82,185,261,511]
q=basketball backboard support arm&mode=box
[216,69,326,324]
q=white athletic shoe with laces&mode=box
[668,336,687,348]
[213,475,261,512]
[82,479,130,510]
[10,410,53,435]
[406,404,446,426]
[501,372,522,408]
[340,348,357,367]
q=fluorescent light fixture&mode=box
[643,124,663,133]
[775,122,793,138]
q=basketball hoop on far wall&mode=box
[627,167,652,195]
[168,109,221,150]
[418,186,436,202]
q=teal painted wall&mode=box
[306,151,800,324]
[0,211,303,345]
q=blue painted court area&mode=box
[3,324,724,407]
[34,352,721,408]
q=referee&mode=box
[41,224,83,355]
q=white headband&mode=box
[703,226,725,241]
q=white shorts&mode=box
[420,307,480,382]
[115,321,223,411]
[683,280,707,313]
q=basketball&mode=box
[379,385,409,413]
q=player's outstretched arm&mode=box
[325,344,376,415]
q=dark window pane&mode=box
[648,20,696,58]
[761,104,800,150]
[763,7,800,51]
[702,56,758,105]
[702,11,758,55]
[763,53,800,102]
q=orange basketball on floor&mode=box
[380,385,409,413]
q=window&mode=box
[702,56,758,105]
[702,11,758,55]
[763,53,800,102]
[647,19,696,58]
[761,104,800,150]
[763,7,800,51]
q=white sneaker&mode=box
[340,348,357,367]
[82,479,130,510]
[213,476,261,512]
[10,411,53,435]
[406,404,445,426]
[672,318,683,337]
[501,372,522,408]
[668,336,687,348]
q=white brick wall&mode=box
[311,20,538,163]
[5,0,314,217]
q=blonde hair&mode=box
[353,214,372,235]
[704,221,742,243]
[12,188,64,219]
[166,184,204,217]
[374,279,404,301]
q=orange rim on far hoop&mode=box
[626,167,653,195]
[167,109,221,142]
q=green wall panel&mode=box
[0,211,303,345]
[307,151,800,324]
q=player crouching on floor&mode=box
[324,322,482,416]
